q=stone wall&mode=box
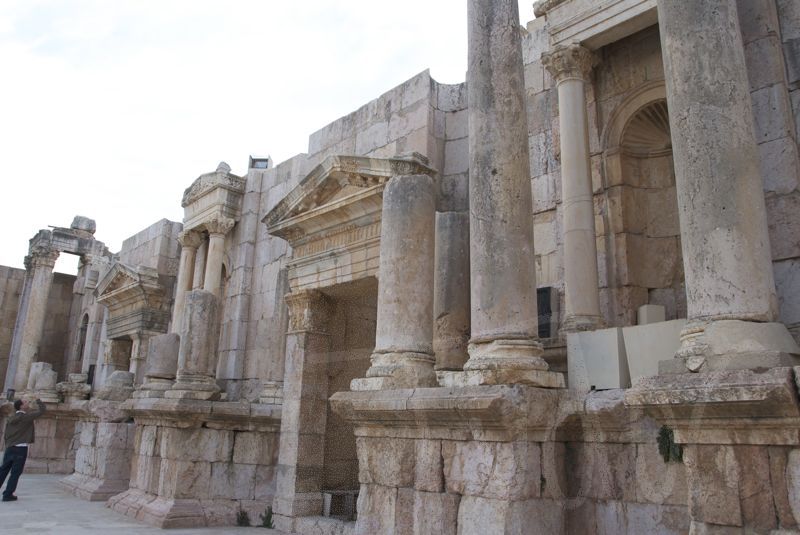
[39,272,77,379]
[0,266,25,386]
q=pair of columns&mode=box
[171,216,235,334]
[543,0,798,369]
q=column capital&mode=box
[178,229,204,249]
[28,248,59,269]
[285,289,331,333]
[542,42,597,83]
[203,216,235,237]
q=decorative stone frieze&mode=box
[285,289,331,333]
[181,162,245,232]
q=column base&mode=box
[438,368,565,388]
[352,351,437,391]
[133,377,175,399]
[164,374,220,401]
[462,339,565,387]
[660,320,800,374]
[559,314,605,335]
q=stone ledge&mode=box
[119,398,281,431]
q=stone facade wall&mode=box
[119,218,182,276]
[39,272,77,379]
[0,266,25,386]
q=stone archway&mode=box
[602,83,686,324]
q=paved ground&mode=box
[0,474,290,534]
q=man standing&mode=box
[0,398,46,502]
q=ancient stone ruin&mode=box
[2,0,800,533]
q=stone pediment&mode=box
[181,162,246,232]
[263,153,436,291]
[96,262,164,308]
[263,154,436,233]
[181,162,245,208]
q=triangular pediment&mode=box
[263,154,436,230]
[95,262,162,303]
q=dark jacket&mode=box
[3,400,46,447]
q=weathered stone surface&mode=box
[443,441,541,500]
[684,445,742,527]
[357,437,415,488]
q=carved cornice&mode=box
[285,289,331,333]
[28,249,59,269]
[181,162,245,208]
[542,42,597,83]
[533,0,568,17]
[203,216,235,237]
[178,229,204,249]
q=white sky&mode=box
[0,1,534,274]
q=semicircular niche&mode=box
[621,99,671,154]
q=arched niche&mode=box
[601,82,687,324]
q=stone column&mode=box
[192,239,207,290]
[134,333,180,398]
[433,211,471,371]
[171,230,202,333]
[658,0,800,371]
[202,217,234,297]
[12,248,60,391]
[464,0,563,387]
[273,289,332,531]
[165,290,221,400]
[542,43,604,333]
[351,174,437,390]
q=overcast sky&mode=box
[0,1,534,274]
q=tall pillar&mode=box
[433,211,471,371]
[12,248,60,391]
[464,0,563,386]
[273,289,332,532]
[202,217,234,297]
[658,0,800,371]
[192,239,207,290]
[171,230,202,333]
[165,290,221,400]
[542,43,604,333]
[351,174,437,390]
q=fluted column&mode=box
[464,0,563,387]
[171,230,202,333]
[12,248,60,391]
[351,174,437,390]
[658,0,800,371]
[542,43,604,333]
[202,216,234,297]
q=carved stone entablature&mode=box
[538,0,657,50]
[202,215,235,237]
[263,154,437,291]
[95,262,170,339]
[24,216,112,269]
[541,42,597,83]
[181,162,245,232]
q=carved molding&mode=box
[28,249,59,269]
[285,289,331,333]
[181,163,245,208]
[542,42,597,83]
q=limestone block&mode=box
[752,84,794,143]
[158,459,211,500]
[767,447,798,529]
[355,121,388,156]
[737,0,781,42]
[414,440,444,492]
[734,446,777,531]
[788,449,800,526]
[446,109,468,140]
[354,484,402,535]
[564,442,635,502]
[443,441,540,500]
[636,304,665,325]
[767,192,800,261]
[232,431,277,465]
[744,35,787,91]
[684,445,742,527]
[444,137,469,176]
[145,333,180,379]
[209,462,256,499]
[253,465,276,500]
[356,437,415,487]
[567,327,629,391]
[541,442,567,499]
[622,320,686,386]
[760,137,800,196]
[413,490,459,535]
[634,443,688,506]
[388,102,429,141]
[531,173,559,213]
[624,503,690,535]
[644,186,680,238]
[457,496,563,535]
[775,259,800,330]
[159,427,233,463]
